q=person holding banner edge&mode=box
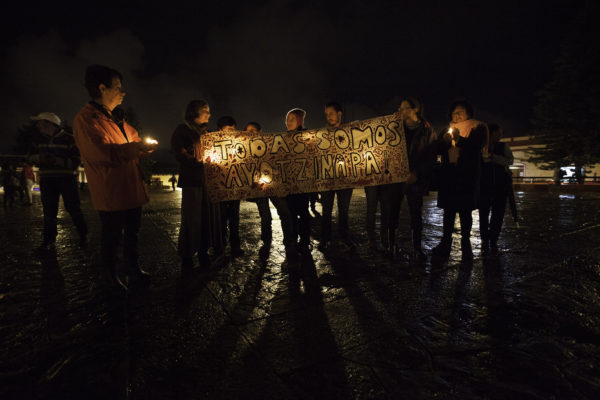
[171,100,223,278]
[244,121,295,257]
[217,116,244,257]
[392,97,437,262]
[318,101,356,253]
[285,108,312,254]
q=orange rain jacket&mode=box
[73,103,149,211]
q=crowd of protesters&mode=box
[2,63,517,292]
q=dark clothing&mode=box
[98,207,141,271]
[221,200,241,251]
[1,167,19,207]
[379,119,436,249]
[29,129,81,179]
[40,176,87,243]
[254,198,273,242]
[270,196,295,247]
[171,122,222,264]
[364,185,384,242]
[405,120,438,193]
[380,183,403,247]
[479,141,514,245]
[436,123,488,211]
[320,188,353,242]
[287,193,311,246]
[171,123,205,188]
[28,127,86,243]
[435,120,488,250]
[285,127,311,247]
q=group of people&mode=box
[16,63,514,292]
[1,161,35,207]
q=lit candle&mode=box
[144,137,158,145]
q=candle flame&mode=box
[145,137,158,145]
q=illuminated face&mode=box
[221,124,236,132]
[286,113,299,131]
[100,77,125,111]
[245,124,259,134]
[193,106,211,125]
[324,107,342,127]
[399,101,418,122]
[451,106,468,123]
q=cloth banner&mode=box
[200,114,410,201]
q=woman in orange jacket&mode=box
[73,64,157,292]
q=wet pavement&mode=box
[1,189,599,399]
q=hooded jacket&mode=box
[73,102,149,211]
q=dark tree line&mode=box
[529,1,600,183]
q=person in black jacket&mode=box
[479,123,514,254]
[285,108,312,254]
[217,116,244,257]
[171,100,223,277]
[28,112,87,250]
[393,97,437,262]
[318,102,356,252]
[432,100,488,262]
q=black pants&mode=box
[270,196,294,247]
[364,185,384,242]
[381,183,404,244]
[40,176,87,243]
[98,207,141,270]
[320,188,353,242]
[286,193,310,245]
[441,208,473,245]
[479,186,508,245]
[220,200,241,249]
[399,186,425,251]
[254,198,272,242]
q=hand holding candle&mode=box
[141,136,159,154]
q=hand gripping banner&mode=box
[200,114,410,201]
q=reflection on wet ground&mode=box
[1,190,599,399]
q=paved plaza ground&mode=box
[1,188,599,399]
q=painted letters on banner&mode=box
[200,114,410,201]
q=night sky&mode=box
[0,0,577,159]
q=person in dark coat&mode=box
[217,116,244,257]
[285,108,312,253]
[244,121,295,255]
[392,97,437,262]
[29,112,88,250]
[318,101,356,253]
[432,100,488,262]
[171,100,223,277]
[479,123,514,254]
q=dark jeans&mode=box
[381,183,404,243]
[479,186,508,245]
[441,208,473,245]
[40,176,87,243]
[399,186,425,251]
[320,188,353,242]
[220,200,241,249]
[254,198,272,242]
[286,193,310,245]
[270,196,294,247]
[364,185,383,241]
[98,207,141,270]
